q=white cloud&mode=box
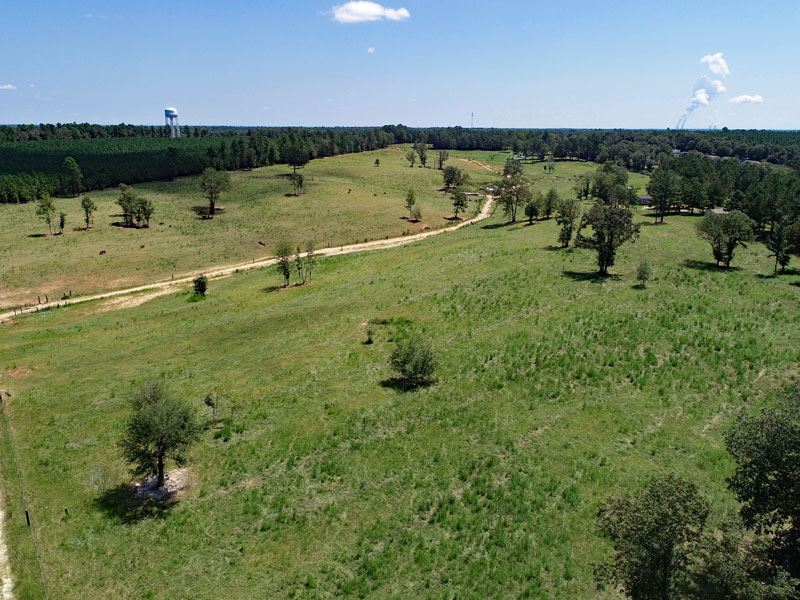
[700,52,730,77]
[332,1,410,23]
[690,88,710,107]
[731,94,764,104]
[0,84,17,90]
[367,47,376,53]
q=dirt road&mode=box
[0,196,494,323]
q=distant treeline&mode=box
[1,123,799,203]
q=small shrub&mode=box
[636,260,651,288]
[193,275,208,297]
[389,334,437,386]
[364,326,374,345]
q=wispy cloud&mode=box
[332,1,410,23]
[84,13,108,20]
[367,47,376,54]
[731,94,763,104]
[0,84,17,90]
[700,52,730,76]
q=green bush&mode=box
[389,334,437,386]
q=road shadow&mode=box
[562,270,621,283]
[94,483,176,525]
[682,259,740,272]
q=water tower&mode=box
[164,107,180,138]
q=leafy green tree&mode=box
[555,197,581,248]
[696,210,755,268]
[636,260,652,288]
[682,178,709,214]
[442,166,466,190]
[576,203,640,275]
[283,145,310,173]
[275,241,293,287]
[502,157,523,179]
[80,196,97,229]
[199,167,231,218]
[374,158,380,167]
[590,163,637,206]
[135,196,155,227]
[58,211,66,235]
[35,195,56,234]
[389,334,437,387]
[496,175,532,223]
[596,475,709,600]
[414,142,428,167]
[288,172,304,196]
[193,275,208,296]
[574,173,592,201]
[436,150,449,169]
[451,190,468,219]
[726,382,800,580]
[119,381,200,489]
[766,219,795,273]
[410,205,422,222]
[405,149,416,168]
[541,187,559,219]
[405,189,416,218]
[61,156,83,197]
[647,169,684,224]
[524,196,538,225]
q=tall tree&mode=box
[275,241,293,287]
[80,196,97,229]
[696,210,755,268]
[496,175,532,223]
[596,475,709,600]
[451,190,468,219]
[199,167,231,218]
[555,197,581,248]
[443,166,466,190]
[61,156,83,197]
[405,189,417,219]
[35,195,56,234]
[435,150,449,170]
[414,142,428,167]
[766,218,795,273]
[405,149,417,167]
[576,203,640,275]
[647,169,684,224]
[118,381,200,489]
[542,187,559,219]
[283,145,310,173]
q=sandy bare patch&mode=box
[5,367,30,379]
[134,467,192,502]
[96,287,178,313]
[0,489,13,600]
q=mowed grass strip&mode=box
[1,204,799,598]
[0,146,496,308]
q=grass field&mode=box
[0,146,497,309]
[2,203,799,598]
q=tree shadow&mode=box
[444,216,463,222]
[481,221,516,230]
[27,233,48,238]
[191,206,224,219]
[562,270,621,283]
[94,483,177,525]
[379,377,433,392]
[682,259,740,272]
[543,245,563,251]
[261,285,286,294]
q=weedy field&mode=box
[1,201,799,598]
[0,146,495,309]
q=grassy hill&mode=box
[2,203,798,598]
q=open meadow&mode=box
[0,146,496,309]
[2,202,799,598]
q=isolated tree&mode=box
[135,197,155,227]
[199,167,231,218]
[596,475,709,600]
[696,210,755,268]
[636,260,652,288]
[414,142,428,167]
[555,197,581,248]
[288,172,304,196]
[293,248,307,284]
[575,203,640,275]
[524,196,538,225]
[304,241,316,282]
[443,166,466,190]
[767,219,795,273]
[405,149,417,168]
[283,145,309,173]
[502,157,523,179]
[193,275,208,297]
[389,334,437,387]
[451,190,468,219]
[80,196,97,229]
[436,150,449,170]
[647,169,683,224]
[726,382,800,580]
[61,156,83,197]
[496,175,532,223]
[35,195,56,234]
[117,184,140,227]
[58,211,66,235]
[410,205,422,222]
[119,381,200,489]
[405,189,416,218]
[374,158,380,167]
[275,241,293,287]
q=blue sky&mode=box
[1,0,798,128]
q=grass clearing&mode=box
[0,146,496,308]
[1,203,799,598]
